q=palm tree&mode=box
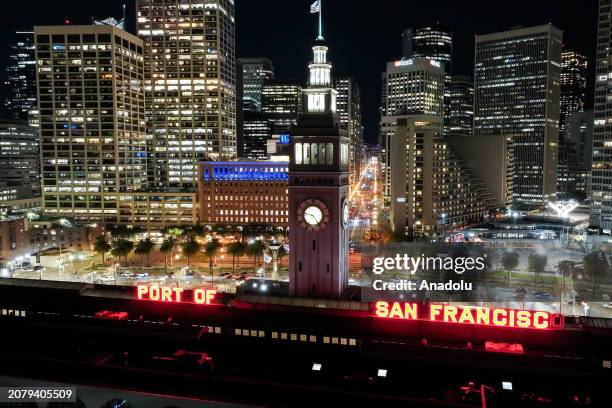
[204,239,221,283]
[181,237,201,268]
[277,245,287,267]
[246,240,266,273]
[583,251,609,297]
[134,238,155,271]
[159,237,177,275]
[227,241,247,273]
[111,239,134,264]
[93,235,111,264]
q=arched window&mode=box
[326,143,334,164]
[294,143,302,164]
[319,143,326,165]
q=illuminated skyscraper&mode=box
[335,77,363,184]
[448,75,473,137]
[34,25,146,223]
[4,31,37,123]
[237,58,274,158]
[137,0,237,189]
[591,0,612,228]
[238,58,274,113]
[262,83,302,134]
[0,121,39,198]
[402,23,453,134]
[558,50,588,199]
[379,58,445,205]
[474,25,562,206]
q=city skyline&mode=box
[0,0,598,145]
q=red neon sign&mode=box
[374,301,563,330]
[137,285,217,305]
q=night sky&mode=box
[0,0,599,145]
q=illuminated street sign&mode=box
[374,301,563,330]
[137,285,217,305]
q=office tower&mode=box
[474,25,562,206]
[592,0,612,228]
[4,31,37,123]
[558,50,588,199]
[402,23,452,134]
[199,161,288,228]
[335,77,363,183]
[288,30,349,297]
[35,25,147,223]
[137,0,237,189]
[402,23,452,72]
[448,75,473,137]
[379,58,445,206]
[565,110,594,197]
[238,58,274,112]
[237,58,274,158]
[262,83,302,133]
[0,121,40,198]
[388,117,496,238]
[243,112,272,160]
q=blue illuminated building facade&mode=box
[199,161,289,227]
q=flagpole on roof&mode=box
[318,0,323,40]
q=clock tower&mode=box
[288,19,350,298]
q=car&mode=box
[218,272,231,278]
[136,272,149,278]
[94,310,128,320]
[33,265,44,272]
[185,269,196,276]
[602,302,612,309]
[120,271,134,278]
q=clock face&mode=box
[342,200,349,228]
[297,199,330,232]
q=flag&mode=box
[310,0,320,14]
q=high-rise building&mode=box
[0,121,40,198]
[243,111,273,160]
[238,58,274,113]
[137,0,237,189]
[335,77,363,184]
[559,110,594,200]
[474,25,562,206]
[402,23,452,72]
[34,25,147,223]
[558,50,588,199]
[448,75,473,137]
[388,117,496,238]
[237,58,274,158]
[379,58,445,205]
[262,83,302,134]
[402,23,453,135]
[4,31,37,123]
[592,0,612,229]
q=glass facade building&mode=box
[4,31,37,123]
[137,0,237,189]
[474,25,562,206]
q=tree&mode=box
[246,240,266,273]
[159,237,177,275]
[500,251,520,285]
[204,239,221,276]
[181,237,201,268]
[93,235,111,264]
[111,239,134,263]
[277,245,288,267]
[134,238,155,270]
[527,254,548,288]
[227,241,247,273]
[583,251,609,297]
